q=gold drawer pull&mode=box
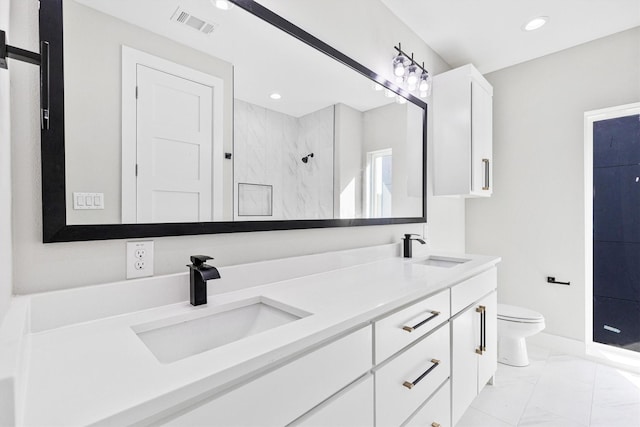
[431,423,441,427]
[402,310,440,332]
[402,359,440,389]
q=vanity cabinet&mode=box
[293,375,374,426]
[162,326,372,426]
[375,325,450,427]
[433,64,493,197]
[451,268,498,425]
[405,381,451,427]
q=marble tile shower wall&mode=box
[234,100,334,220]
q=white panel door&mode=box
[136,65,213,223]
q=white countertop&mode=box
[5,245,500,426]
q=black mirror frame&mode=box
[39,0,427,243]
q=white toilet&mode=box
[497,304,545,367]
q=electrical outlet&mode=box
[126,241,154,279]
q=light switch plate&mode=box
[126,241,154,279]
[73,192,104,209]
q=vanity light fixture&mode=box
[390,43,432,98]
[522,16,549,31]
[269,92,282,100]
[213,0,234,11]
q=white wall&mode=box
[466,27,640,340]
[0,0,13,325]
[9,0,462,295]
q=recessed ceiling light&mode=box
[269,93,282,100]
[213,0,234,11]
[523,16,549,31]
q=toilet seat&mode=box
[497,304,544,323]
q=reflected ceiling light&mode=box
[389,43,432,98]
[396,95,407,105]
[269,92,282,100]
[372,82,384,91]
[523,16,549,31]
[213,0,234,10]
[384,88,395,98]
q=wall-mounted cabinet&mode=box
[433,64,493,197]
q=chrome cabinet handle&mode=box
[402,359,440,389]
[482,158,490,190]
[402,310,440,332]
[475,305,486,355]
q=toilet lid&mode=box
[497,304,544,322]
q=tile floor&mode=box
[457,345,640,427]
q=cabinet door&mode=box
[451,306,479,425]
[477,291,497,392]
[471,80,493,196]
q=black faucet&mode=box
[187,255,221,306]
[403,234,426,258]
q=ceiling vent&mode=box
[170,7,217,35]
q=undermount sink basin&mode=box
[414,255,470,268]
[132,297,311,363]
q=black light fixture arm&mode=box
[0,29,51,130]
[393,42,430,75]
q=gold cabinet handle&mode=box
[402,310,440,332]
[431,423,441,427]
[402,359,440,389]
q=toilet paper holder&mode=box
[547,276,570,286]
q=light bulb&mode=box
[419,72,430,92]
[392,54,407,78]
[418,72,432,97]
[406,64,418,86]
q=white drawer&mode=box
[451,267,496,315]
[375,289,450,363]
[375,325,450,427]
[405,380,451,427]
[292,375,374,426]
[163,326,372,426]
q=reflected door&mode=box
[135,65,213,223]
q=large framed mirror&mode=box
[40,0,427,242]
